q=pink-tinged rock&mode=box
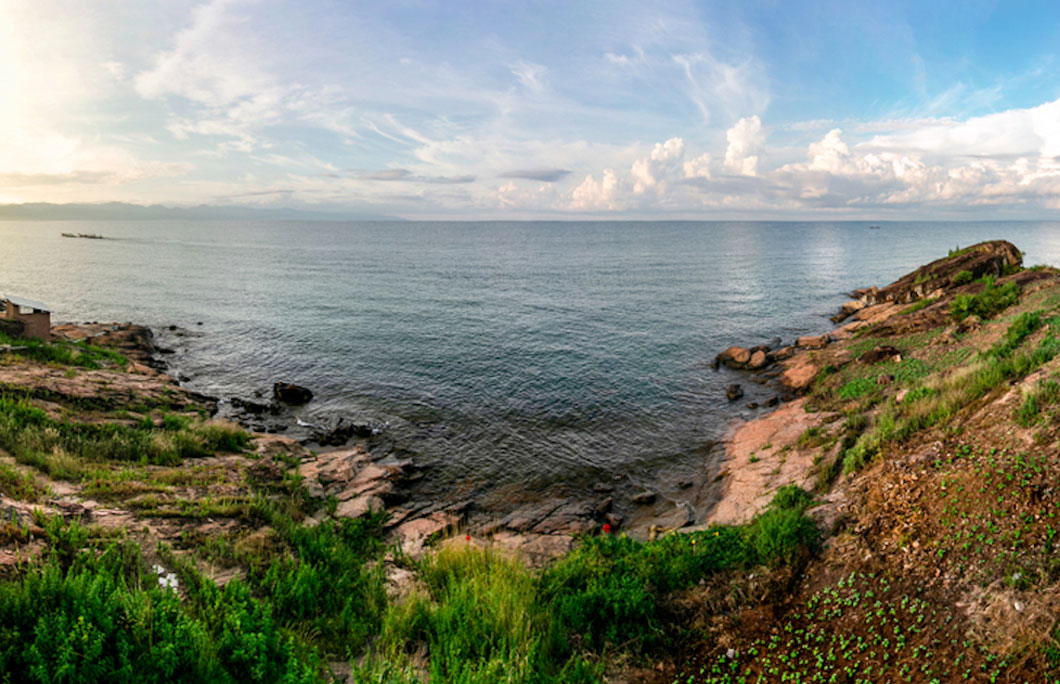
[747,350,769,369]
[715,346,752,369]
[795,334,830,350]
[780,355,819,391]
[335,494,384,519]
[769,346,795,361]
[393,512,458,558]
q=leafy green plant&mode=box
[950,276,1020,321]
[0,519,318,683]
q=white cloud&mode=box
[683,152,711,179]
[570,170,619,210]
[724,116,764,176]
[511,61,548,95]
[631,137,685,194]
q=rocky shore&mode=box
[19,240,1029,562]
[9,239,1060,681]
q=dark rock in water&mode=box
[313,418,380,446]
[273,382,313,405]
[592,482,614,493]
[676,479,693,489]
[746,402,759,409]
[156,347,176,355]
[765,396,780,407]
[231,396,280,415]
[196,321,203,326]
[726,384,744,401]
[168,325,177,331]
[632,490,656,505]
[860,345,902,365]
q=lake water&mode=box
[4,220,1060,503]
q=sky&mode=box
[4,0,1060,219]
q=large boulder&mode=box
[715,346,752,369]
[273,382,313,405]
[747,350,769,370]
[796,334,830,350]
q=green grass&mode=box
[0,331,127,369]
[843,317,1060,473]
[0,395,249,476]
[951,269,974,285]
[0,461,46,501]
[899,297,937,315]
[1017,378,1060,427]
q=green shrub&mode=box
[951,270,973,286]
[538,487,817,651]
[950,276,1020,321]
[839,376,876,400]
[0,520,318,683]
[249,514,387,655]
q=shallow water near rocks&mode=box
[3,220,1060,514]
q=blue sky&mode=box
[4,0,1060,218]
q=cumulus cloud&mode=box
[724,116,764,176]
[631,137,685,194]
[570,170,619,210]
[683,153,712,180]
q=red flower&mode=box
[602,523,612,534]
[465,534,471,542]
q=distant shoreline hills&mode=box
[0,202,400,222]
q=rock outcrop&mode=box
[852,240,1022,308]
[273,382,313,405]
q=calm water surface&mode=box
[3,221,1060,496]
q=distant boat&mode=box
[869,225,881,230]
[61,232,105,239]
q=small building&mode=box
[3,294,51,341]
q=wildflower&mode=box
[602,523,612,534]
[465,534,471,542]
[691,538,697,545]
